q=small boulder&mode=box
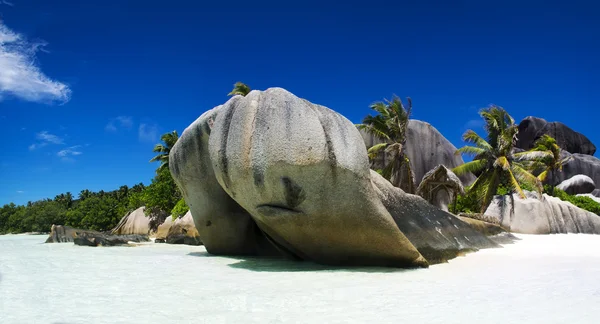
[165,211,202,246]
[556,174,595,195]
[46,225,100,243]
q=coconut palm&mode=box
[358,95,415,193]
[227,82,251,96]
[519,134,572,193]
[453,106,543,212]
[150,130,179,172]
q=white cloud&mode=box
[29,131,64,150]
[37,131,64,144]
[138,123,158,142]
[106,116,133,132]
[16,190,24,194]
[0,21,71,104]
[1,1,14,6]
[57,145,82,157]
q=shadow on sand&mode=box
[188,251,410,273]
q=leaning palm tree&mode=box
[357,95,415,193]
[227,82,251,96]
[453,106,543,212]
[150,130,179,172]
[519,134,572,194]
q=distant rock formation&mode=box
[111,207,152,235]
[359,120,475,187]
[170,87,498,268]
[165,211,202,245]
[155,215,175,243]
[484,191,600,234]
[556,175,595,195]
[45,225,149,246]
[549,152,600,188]
[516,116,596,155]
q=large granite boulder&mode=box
[359,120,475,187]
[484,191,600,234]
[170,105,275,256]
[111,207,152,235]
[165,211,203,246]
[171,87,499,268]
[556,175,595,195]
[516,116,595,155]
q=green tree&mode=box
[357,95,416,193]
[79,189,92,201]
[522,134,572,194]
[150,130,179,172]
[66,196,121,231]
[453,106,543,212]
[227,82,251,96]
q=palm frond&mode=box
[452,159,486,176]
[494,156,510,171]
[462,130,493,151]
[456,145,486,156]
[513,150,553,162]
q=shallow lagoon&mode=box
[1,234,599,323]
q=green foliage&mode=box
[449,193,480,214]
[547,187,600,215]
[228,82,251,96]
[66,196,122,231]
[142,167,181,216]
[358,95,416,193]
[171,198,189,219]
[149,130,179,172]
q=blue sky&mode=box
[1,0,598,205]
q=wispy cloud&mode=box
[106,116,133,132]
[57,145,82,157]
[16,190,24,194]
[1,1,14,7]
[138,123,158,142]
[0,20,71,104]
[29,131,64,150]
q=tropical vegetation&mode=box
[358,95,416,193]
[228,81,251,96]
[149,130,179,172]
[452,106,543,212]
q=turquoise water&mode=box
[1,234,599,323]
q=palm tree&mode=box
[227,82,251,97]
[520,134,572,194]
[358,95,416,193]
[79,189,92,201]
[453,106,543,212]
[150,130,179,172]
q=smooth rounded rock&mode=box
[208,88,427,268]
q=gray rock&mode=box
[556,175,595,195]
[548,152,600,188]
[371,171,498,264]
[208,88,427,268]
[484,192,600,234]
[359,120,475,187]
[593,189,600,198]
[169,105,274,256]
[46,225,150,246]
[74,233,149,247]
[516,116,596,155]
[45,225,98,243]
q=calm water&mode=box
[1,234,599,323]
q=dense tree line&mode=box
[0,132,187,234]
